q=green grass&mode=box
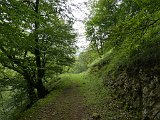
[18,75,74,119]
[60,72,110,119]
[18,89,61,120]
[19,72,110,120]
[18,73,86,119]
[55,73,111,119]
[79,72,110,119]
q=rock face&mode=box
[102,68,160,120]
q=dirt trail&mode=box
[24,83,88,120]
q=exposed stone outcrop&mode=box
[102,67,160,120]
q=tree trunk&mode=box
[25,75,37,106]
[34,0,48,99]
[36,79,48,98]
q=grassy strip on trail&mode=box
[61,73,110,119]
[79,73,110,119]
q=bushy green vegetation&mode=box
[70,47,99,73]
[85,0,160,119]
[0,67,27,120]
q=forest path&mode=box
[21,80,89,120]
[20,73,107,120]
[36,84,88,120]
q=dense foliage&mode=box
[71,47,99,73]
[0,0,76,119]
[86,0,160,119]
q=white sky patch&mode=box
[68,0,90,52]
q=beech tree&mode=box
[0,0,76,105]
